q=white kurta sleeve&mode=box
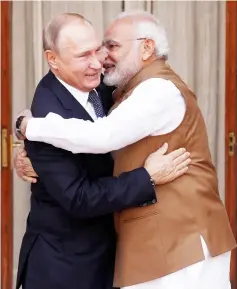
[26,78,185,154]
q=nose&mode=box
[105,50,112,62]
[90,55,102,70]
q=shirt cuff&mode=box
[137,167,157,206]
[25,118,44,141]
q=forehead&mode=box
[104,18,134,41]
[59,22,101,52]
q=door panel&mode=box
[1,2,13,289]
[225,1,237,288]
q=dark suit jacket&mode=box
[16,71,156,289]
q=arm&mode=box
[14,143,191,187]
[23,85,156,219]
[25,139,156,219]
[24,78,184,154]
[16,85,190,218]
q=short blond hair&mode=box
[43,13,91,53]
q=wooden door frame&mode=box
[225,1,237,289]
[1,2,12,289]
[0,1,237,289]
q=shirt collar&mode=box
[56,76,96,108]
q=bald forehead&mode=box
[105,17,135,40]
[60,21,94,41]
[58,21,97,49]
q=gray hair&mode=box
[115,11,169,59]
[43,13,91,53]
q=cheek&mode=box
[107,51,118,63]
[70,61,88,75]
[109,49,128,67]
[57,60,74,75]
[55,60,64,71]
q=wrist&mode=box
[15,116,25,138]
[144,166,154,180]
[20,117,29,137]
[15,116,30,139]
[143,167,156,187]
[139,167,157,207]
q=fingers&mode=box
[13,147,38,181]
[14,147,26,167]
[16,145,25,155]
[19,148,27,157]
[20,150,27,157]
[152,143,168,156]
[22,175,37,184]
[172,167,188,181]
[16,166,38,182]
[20,159,38,178]
[176,158,191,171]
[25,170,38,177]
[167,148,186,160]
[173,152,190,167]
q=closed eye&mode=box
[103,40,120,51]
[77,52,90,58]
[96,46,103,52]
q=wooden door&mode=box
[1,2,12,289]
[225,1,237,288]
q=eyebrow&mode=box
[102,39,120,46]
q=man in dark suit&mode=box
[15,13,190,289]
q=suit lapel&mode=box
[47,71,93,121]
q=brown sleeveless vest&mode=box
[111,59,236,287]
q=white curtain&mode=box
[11,1,226,287]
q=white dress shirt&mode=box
[56,77,98,120]
[26,78,186,154]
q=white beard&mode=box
[103,48,142,87]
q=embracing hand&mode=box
[13,146,38,183]
[144,143,191,185]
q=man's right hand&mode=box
[144,143,191,185]
[13,146,38,183]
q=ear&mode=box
[142,39,156,61]
[45,50,58,70]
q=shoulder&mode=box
[31,74,64,118]
[131,77,184,107]
[126,77,185,121]
[133,77,180,96]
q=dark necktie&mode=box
[88,90,105,118]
